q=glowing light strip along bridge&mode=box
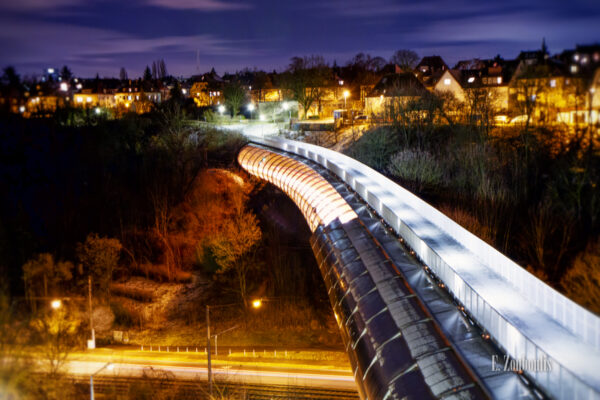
[238,137,600,400]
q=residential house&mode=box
[190,70,224,106]
[365,73,427,117]
[435,60,514,114]
[73,89,117,108]
[415,56,448,89]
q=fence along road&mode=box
[243,135,600,400]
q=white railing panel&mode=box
[247,136,600,399]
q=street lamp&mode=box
[51,299,62,310]
[282,102,291,120]
[218,105,225,115]
[90,362,113,400]
[247,103,255,119]
[206,302,261,396]
[343,90,350,109]
[252,299,262,308]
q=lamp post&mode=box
[247,103,255,120]
[90,362,113,400]
[282,102,291,120]
[88,275,95,349]
[218,104,225,116]
[206,300,262,397]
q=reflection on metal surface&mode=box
[242,136,600,400]
[311,218,487,400]
[238,145,357,231]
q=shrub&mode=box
[110,301,143,328]
[562,238,600,314]
[346,127,400,171]
[387,149,443,192]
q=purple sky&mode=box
[1,0,599,78]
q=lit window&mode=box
[574,54,579,61]
[594,53,599,62]
[339,80,344,86]
[468,77,475,83]
[550,79,556,88]
[136,95,139,100]
[77,97,83,103]
[128,95,132,101]
[444,78,451,85]
[571,65,578,74]
[86,97,92,103]
[497,77,502,84]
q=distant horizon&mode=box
[5,39,599,81]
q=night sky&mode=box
[1,0,599,78]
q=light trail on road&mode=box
[64,359,357,391]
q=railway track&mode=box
[69,375,360,399]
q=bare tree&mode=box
[223,81,247,117]
[33,306,80,377]
[159,59,168,79]
[209,211,261,307]
[152,61,158,80]
[76,234,122,298]
[119,67,128,81]
[390,50,419,71]
[23,254,73,312]
[282,55,330,119]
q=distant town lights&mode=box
[47,68,54,74]
[60,82,68,92]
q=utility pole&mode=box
[207,305,212,397]
[88,275,95,349]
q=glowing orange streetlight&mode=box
[252,299,262,309]
[50,299,62,310]
[343,90,350,109]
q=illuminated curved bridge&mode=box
[237,137,600,400]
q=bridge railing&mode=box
[248,136,600,399]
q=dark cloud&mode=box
[0,0,598,77]
[144,0,252,11]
